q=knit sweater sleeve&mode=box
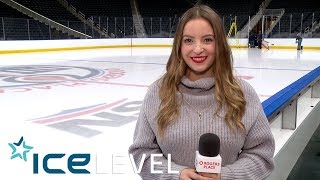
[221,82,275,179]
[128,84,187,180]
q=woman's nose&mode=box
[193,43,204,54]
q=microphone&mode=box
[195,133,222,173]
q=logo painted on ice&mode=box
[31,99,142,138]
[0,65,104,88]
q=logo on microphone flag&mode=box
[195,151,222,173]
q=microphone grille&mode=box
[198,133,220,157]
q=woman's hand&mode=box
[198,172,221,180]
[180,168,220,180]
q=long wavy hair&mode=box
[157,4,246,137]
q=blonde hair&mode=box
[157,4,246,137]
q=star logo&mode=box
[8,136,33,161]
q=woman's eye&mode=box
[204,38,214,42]
[184,38,192,43]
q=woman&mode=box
[129,4,275,180]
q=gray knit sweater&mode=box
[129,76,275,180]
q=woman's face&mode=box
[181,18,216,81]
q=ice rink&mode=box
[0,47,319,179]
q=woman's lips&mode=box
[191,56,207,63]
